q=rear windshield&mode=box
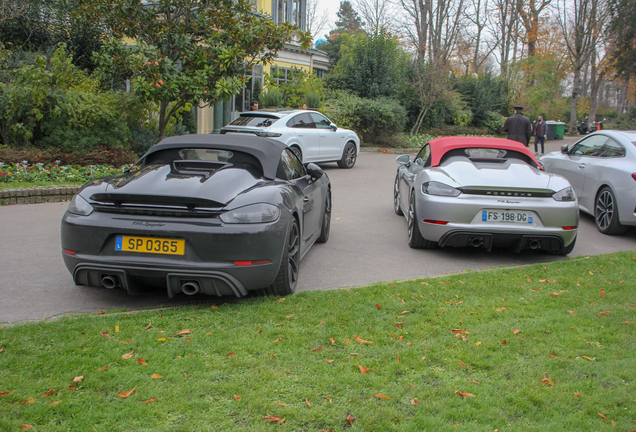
[440,147,539,168]
[228,115,280,128]
[143,147,263,177]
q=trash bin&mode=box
[545,121,557,140]
[554,122,565,140]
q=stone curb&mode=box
[0,186,81,206]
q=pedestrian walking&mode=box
[503,105,532,146]
[533,115,547,155]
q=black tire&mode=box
[407,192,436,249]
[545,236,577,256]
[337,142,357,168]
[291,146,302,162]
[595,186,628,235]
[394,174,403,216]
[317,188,331,243]
[266,219,301,296]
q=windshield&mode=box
[228,115,280,128]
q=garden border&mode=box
[1,186,80,206]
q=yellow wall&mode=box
[259,0,272,15]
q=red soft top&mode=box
[428,136,541,168]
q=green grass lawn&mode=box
[1,251,635,431]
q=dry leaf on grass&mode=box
[20,425,34,430]
[600,289,605,298]
[143,322,152,330]
[549,354,557,358]
[411,398,420,405]
[512,329,522,335]
[321,428,334,432]
[0,391,12,396]
[118,386,137,398]
[324,360,334,363]
[375,393,392,400]
[275,402,288,406]
[49,400,61,407]
[329,337,335,345]
[305,398,312,407]
[597,311,610,317]
[157,338,167,342]
[276,298,285,303]
[73,376,83,384]
[346,414,356,424]
[500,340,507,344]
[141,397,157,404]
[451,329,469,334]
[226,353,237,358]
[352,335,373,344]
[568,310,577,316]
[20,397,35,406]
[358,364,370,374]
[138,358,147,366]
[313,347,325,352]
[574,391,581,397]
[539,378,554,386]
[471,380,481,385]
[41,390,55,398]
[454,391,475,397]
[548,293,561,297]
[324,396,332,403]
[273,337,284,343]
[118,338,134,345]
[375,303,382,309]
[172,329,191,337]
[457,360,467,368]
[100,332,111,338]
[262,416,285,424]
[598,413,610,421]
[68,386,76,391]
[121,350,134,359]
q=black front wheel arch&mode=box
[265,218,301,296]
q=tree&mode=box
[408,60,453,134]
[0,0,27,26]
[354,0,394,33]
[519,0,552,57]
[75,0,309,137]
[306,0,330,40]
[335,1,365,33]
[608,0,636,79]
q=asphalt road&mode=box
[2,138,634,323]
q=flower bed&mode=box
[0,161,132,185]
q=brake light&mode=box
[423,219,449,225]
[562,226,577,230]
[62,249,77,255]
[632,173,636,181]
[233,260,272,266]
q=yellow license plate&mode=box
[115,235,185,255]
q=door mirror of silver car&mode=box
[329,124,337,131]
[306,163,324,180]
[560,145,569,154]
[396,154,410,165]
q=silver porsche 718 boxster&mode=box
[394,137,579,254]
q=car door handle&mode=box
[578,164,586,169]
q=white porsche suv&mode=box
[221,109,360,168]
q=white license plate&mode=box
[482,210,534,223]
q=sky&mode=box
[313,0,341,40]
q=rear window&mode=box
[440,147,539,168]
[143,147,263,177]
[228,115,280,128]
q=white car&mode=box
[221,109,360,168]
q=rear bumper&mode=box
[438,230,569,252]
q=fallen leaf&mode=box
[42,390,55,398]
[457,359,467,368]
[622,321,630,325]
[411,398,420,405]
[20,425,34,430]
[539,279,550,282]
[512,329,522,335]
[100,332,111,338]
[276,298,285,303]
[500,340,507,344]
[73,376,84,384]
[142,397,157,404]
[598,413,609,421]
[226,352,237,358]
[421,357,427,360]
[475,341,482,346]
[471,380,480,385]
[151,374,162,379]
[313,347,325,352]
[395,322,407,329]
[358,364,370,374]
[398,297,405,303]
[375,393,392,400]
[274,401,289,407]
[138,358,148,366]
[121,350,134,359]
[321,428,333,432]
[172,329,190,337]
[376,303,382,309]
[118,338,134,345]
[346,414,356,424]
[597,311,610,317]
[262,416,283,422]
[353,335,373,344]
[68,385,76,391]
[451,329,470,334]
[548,293,561,297]
[568,310,577,316]
[49,400,61,406]
[115,325,119,333]
[589,271,595,275]
[118,386,137,398]
[20,397,35,406]
[324,396,332,403]
[0,391,12,396]
[549,354,557,358]
[539,378,554,386]
[143,322,152,330]
[305,398,312,407]
[329,337,335,345]
[600,289,605,298]
[273,337,284,343]
[574,391,580,397]
[420,282,429,285]
[582,356,594,361]
[454,391,475,397]
[210,305,217,309]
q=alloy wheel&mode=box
[596,189,614,230]
[287,222,300,286]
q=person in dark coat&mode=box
[503,105,532,146]
[533,115,547,155]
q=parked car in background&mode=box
[540,130,636,235]
[61,135,332,298]
[394,137,579,255]
[221,109,360,168]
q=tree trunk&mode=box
[569,67,581,134]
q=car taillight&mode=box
[62,249,77,255]
[423,219,449,225]
[562,226,577,230]
[632,173,636,181]
[233,260,272,266]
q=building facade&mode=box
[196,0,329,134]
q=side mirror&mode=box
[560,145,569,154]
[329,124,337,132]
[306,163,324,180]
[396,154,410,165]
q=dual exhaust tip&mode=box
[101,275,201,295]
[467,237,541,250]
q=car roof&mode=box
[427,136,539,167]
[142,134,289,180]
[238,109,321,118]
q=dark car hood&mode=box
[81,164,266,207]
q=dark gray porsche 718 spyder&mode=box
[61,135,331,298]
